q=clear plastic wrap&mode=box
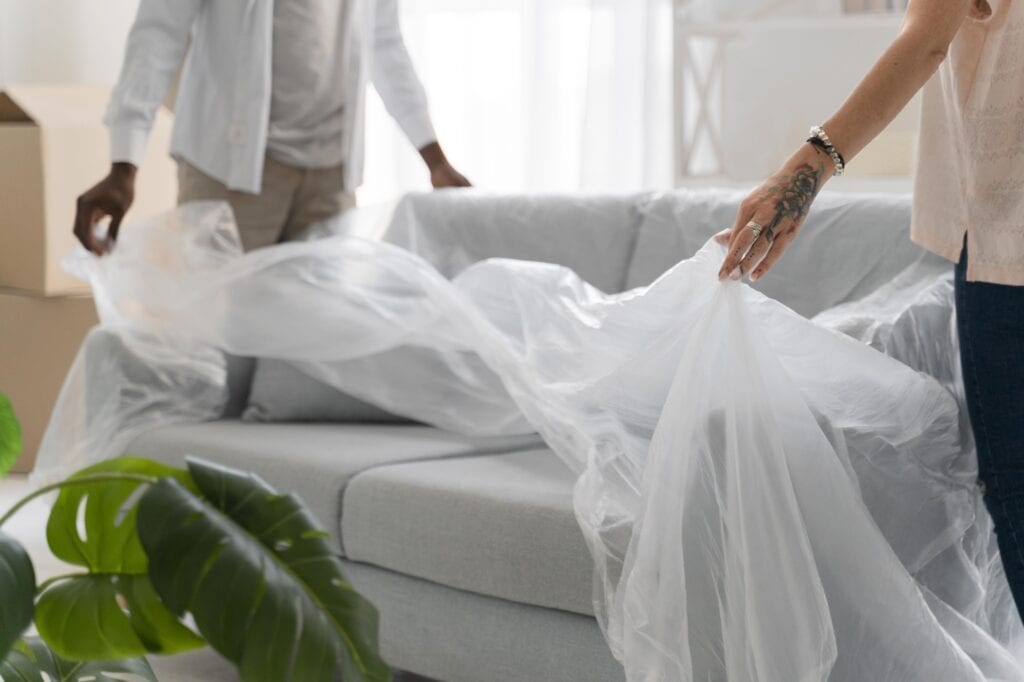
[34,201,1024,680]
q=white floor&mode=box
[0,474,238,681]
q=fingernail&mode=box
[750,272,759,282]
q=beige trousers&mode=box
[177,156,357,252]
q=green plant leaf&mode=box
[35,574,204,661]
[137,458,390,682]
[0,394,22,477]
[46,457,196,574]
[0,532,34,661]
[0,637,157,681]
[38,459,204,663]
[120,573,206,654]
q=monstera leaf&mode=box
[0,394,21,476]
[0,532,34,661]
[137,458,390,682]
[39,457,204,660]
[35,574,204,660]
[46,457,198,573]
[0,637,156,681]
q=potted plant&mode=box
[0,392,390,681]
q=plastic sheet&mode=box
[35,201,1024,681]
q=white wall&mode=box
[0,0,138,87]
[721,14,918,179]
[677,12,919,182]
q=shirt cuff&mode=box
[109,125,151,166]
[396,112,437,151]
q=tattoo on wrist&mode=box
[765,162,825,230]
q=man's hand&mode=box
[73,163,137,255]
[419,142,471,189]
[430,162,471,189]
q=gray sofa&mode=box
[124,189,934,682]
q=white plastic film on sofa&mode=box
[626,189,945,317]
[36,199,1022,682]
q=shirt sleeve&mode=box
[371,0,437,150]
[105,0,203,165]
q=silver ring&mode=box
[745,221,764,239]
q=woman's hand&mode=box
[716,145,833,282]
[713,0,975,282]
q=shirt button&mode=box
[229,126,246,145]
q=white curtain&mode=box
[360,0,674,202]
[0,0,672,200]
[1,0,915,198]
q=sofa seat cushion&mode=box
[125,420,543,553]
[342,448,595,617]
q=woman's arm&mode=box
[717,0,974,282]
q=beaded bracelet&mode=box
[807,126,845,176]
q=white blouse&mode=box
[912,0,1024,285]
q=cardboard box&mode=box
[0,85,177,295]
[0,289,98,473]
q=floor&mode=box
[0,474,436,682]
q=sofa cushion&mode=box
[626,190,939,317]
[383,191,646,294]
[242,359,411,423]
[342,448,594,616]
[125,420,543,552]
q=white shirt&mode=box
[105,0,437,194]
[266,0,350,169]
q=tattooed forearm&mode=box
[764,161,827,231]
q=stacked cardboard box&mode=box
[0,292,98,473]
[0,85,177,472]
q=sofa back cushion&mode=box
[384,191,646,294]
[625,190,940,318]
[242,359,412,424]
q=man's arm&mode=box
[74,0,201,255]
[372,0,470,188]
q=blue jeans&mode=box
[955,244,1024,615]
